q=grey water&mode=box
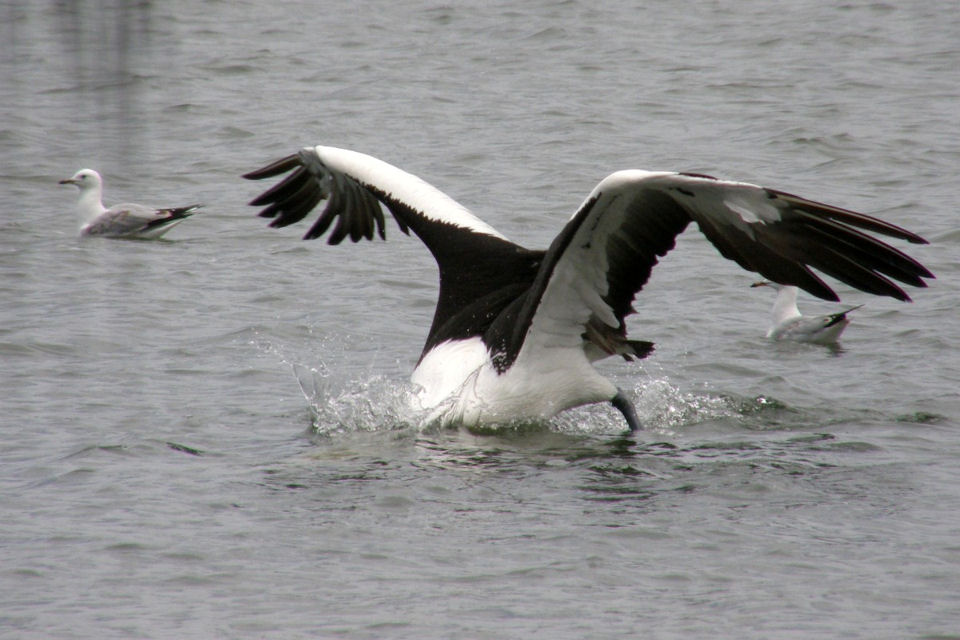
[2,1,959,638]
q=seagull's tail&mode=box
[159,204,203,219]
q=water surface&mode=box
[2,1,959,638]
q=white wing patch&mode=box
[313,146,508,240]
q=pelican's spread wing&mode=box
[244,147,544,358]
[244,146,506,242]
[498,171,933,370]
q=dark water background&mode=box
[2,1,959,638]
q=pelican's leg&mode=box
[611,388,642,432]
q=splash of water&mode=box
[292,363,424,435]
[250,327,783,436]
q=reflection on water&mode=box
[6,1,158,162]
[263,420,899,524]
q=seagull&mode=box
[751,281,863,344]
[243,145,934,432]
[60,169,202,239]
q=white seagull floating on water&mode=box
[60,168,202,239]
[244,146,933,432]
[751,281,862,344]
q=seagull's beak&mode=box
[59,178,77,185]
[750,280,771,288]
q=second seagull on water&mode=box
[752,280,863,344]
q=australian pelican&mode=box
[244,146,933,431]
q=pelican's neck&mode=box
[771,285,802,326]
[75,184,107,230]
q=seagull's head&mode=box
[59,168,102,191]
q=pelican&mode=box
[60,169,202,239]
[244,146,933,432]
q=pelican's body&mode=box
[60,169,201,239]
[244,145,933,431]
[752,281,862,344]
